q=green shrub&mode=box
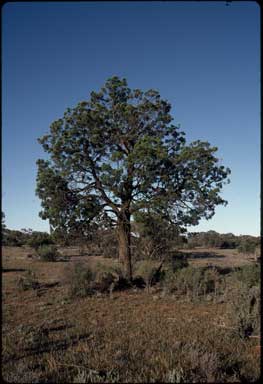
[169,251,189,272]
[237,241,257,255]
[37,244,60,261]
[134,260,160,291]
[64,262,95,298]
[27,232,54,250]
[231,264,260,288]
[93,262,129,292]
[163,266,221,300]
[16,270,40,291]
[93,271,116,293]
[226,281,260,338]
[64,261,131,299]
[3,229,29,247]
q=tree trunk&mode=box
[117,210,132,281]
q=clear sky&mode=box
[2,1,260,236]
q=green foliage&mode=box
[64,261,126,298]
[64,262,95,298]
[231,264,260,288]
[2,229,30,247]
[237,238,258,255]
[92,262,131,292]
[36,76,231,278]
[37,244,60,262]
[163,266,221,299]
[16,270,39,291]
[169,251,189,271]
[133,212,184,260]
[187,231,260,250]
[27,231,54,250]
[134,260,159,290]
[226,281,260,338]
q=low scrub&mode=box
[64,262,95,298]
[230,264,260,288]
[225,267,260,338]
[134,260,162,291]
[37,244,60,262]
[163,266,222,300]
[169,251,189,272]
[64,261,128,298]
[27,232,54,250]
[93,262,129,292]
[16,270,40,291]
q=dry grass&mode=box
[181,247,255,268]
[2,246,260,383]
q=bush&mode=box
[37,245,60,262]
[163,266,222,300]
[226,281,260,338]
[231,264,260,288]
[16,270,40,291]
[64,262,95,298]
[2,229,30,247]
[134,260,162,291]
[237,240,257,255]
[169,251,189,272]
[64,261,127,298]
[27,232,54,250]
[224,265,260,338]
[93,262,130,292]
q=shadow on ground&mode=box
[2,268,27,273]
[185,251,226,260]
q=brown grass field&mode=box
[2,246,260,383]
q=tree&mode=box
[36,76,230,280]
[27,231,54,250]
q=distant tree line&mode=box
[186,230,260,254]
[2,212,260,257]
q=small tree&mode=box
[36,76,230,280]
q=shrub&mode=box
[237,240,257,255]
[226,281,260,338]
[169,251,189,272]
[37,244,60,262]
[64,260,132,299]
[231,264,260,288]
[27,232,54,250]
[93,262,129,292]
[134,260,160,291]
[64,262,95,298]
[163,266,221,300]
[16,270,39,291]
[2,229,29,247]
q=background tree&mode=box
[36,76,230,280]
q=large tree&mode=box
[36,76,230,280]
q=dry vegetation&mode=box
[2,246,260,383]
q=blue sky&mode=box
[2,1,260,236]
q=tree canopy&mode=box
[36,76,231,279]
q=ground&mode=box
[2,246,260,383]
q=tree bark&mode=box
[117,210,132,281]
